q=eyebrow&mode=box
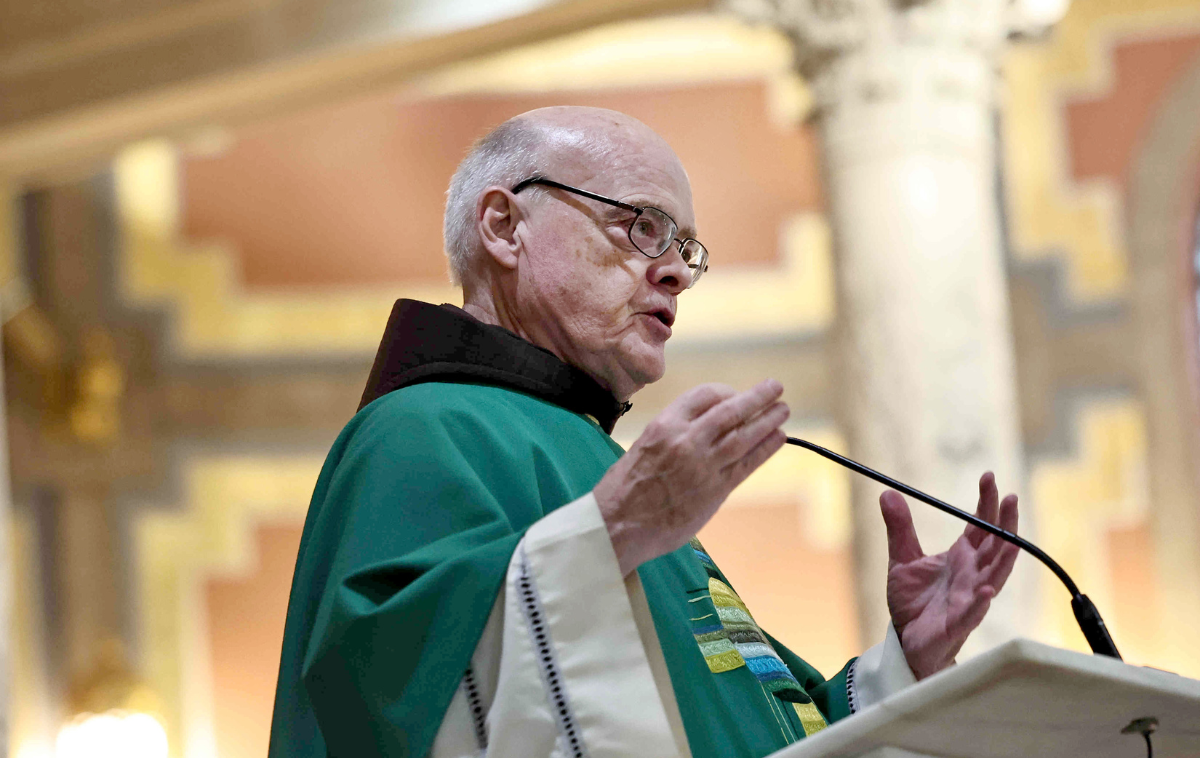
[621,196,698,240]
[670,215,698,240]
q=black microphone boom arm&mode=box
[784,436,1122,660]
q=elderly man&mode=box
[268,106,1019,758]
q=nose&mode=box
[648,241,690,295]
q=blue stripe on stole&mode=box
[743,655,792,679]
[690,539,718,569]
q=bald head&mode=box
[442,106,686,286]
[443,106,697,399]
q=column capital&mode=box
[728,0,1068,111]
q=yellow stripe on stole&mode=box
[792,702,827,736]
[706,648,746,673]
[707,578,752,615]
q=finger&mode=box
[880,490,924,564]
[981,542,1021,594]
[951,585,996,644]
[976,533,1003,568]
[998,492,1018,535]
[974,494,1019,567]
[695,379,784,444]
[714,400,790,461]
[980,500,1021,593]
[967,472,999,548]
[669,383,739,420]
[721,427,786,492]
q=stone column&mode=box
[733,0,1055,653]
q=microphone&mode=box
[785,436,1123,660]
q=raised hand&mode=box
[880,472,1020,680]
[594,379,789,576]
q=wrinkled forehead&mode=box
[534,117,695,230]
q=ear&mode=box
[477,187,522,270]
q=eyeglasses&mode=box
[511,177,709,289]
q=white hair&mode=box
[443,119,549,286]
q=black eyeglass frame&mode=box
[510,176,708,286]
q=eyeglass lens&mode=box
[629,208,676,257]
[626,207,709,287]
[681,240,707,288]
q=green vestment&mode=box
[269,383,853,758]
[269,300,854,758]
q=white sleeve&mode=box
[846,623,917,713]
[430,493,692,758]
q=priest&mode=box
[268,106,1021,758]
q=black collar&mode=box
[358,299,630,434]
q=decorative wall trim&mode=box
[1002,0,1200,304]
[113,141,835,360]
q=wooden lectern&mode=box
[771,639,1200,758]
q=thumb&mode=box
[880,490,924,564]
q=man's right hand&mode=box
[593,379,790,576]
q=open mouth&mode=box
[648,308,674,327]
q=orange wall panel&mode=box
[206,523,304,758]
[1065,33,1200,193]
[1107,523,1161,666]
[182,81,822,290]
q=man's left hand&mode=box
[880,472,1020,680]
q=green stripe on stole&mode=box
[686,537,828,738]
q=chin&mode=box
[623,350,667,390]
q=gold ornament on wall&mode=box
[66,328,124,446]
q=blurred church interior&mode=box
[3,0,1200,756]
